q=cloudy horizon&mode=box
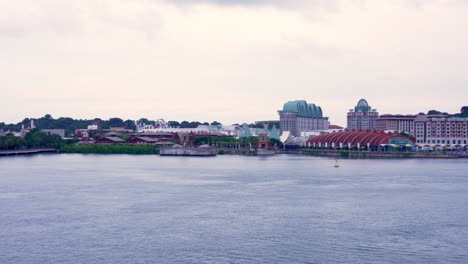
[1,0,467,126]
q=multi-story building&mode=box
[278,100,329,137]
[375,115,416,134]
[347,99,379,130]
[414,113,468,145]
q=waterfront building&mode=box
[256,133,274,149]
[254,120,280,129]
[131,132,176,140]
[239,124,253,138]
[375,115,416,134]
[278,100,329,137]
[104,131,121,137]
[95,137,126,144]
[135,120,238,137]
[88,121,102,131]
[414,113,468,146]
[269,126,280,141]
[154,139,175,147]
[109,127,133,132]
[127,137,159,145]
[347,99,379,130]
[306,130,415,151]
[41,129,65,138]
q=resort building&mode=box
[127,137,159,145]
[278,100,329,137]
[306,130,415,151]
[414,113,468,146]
[347,99,379,130]
[375,115,416,134]
[95,137,126,144]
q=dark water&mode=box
[0,154,467,264]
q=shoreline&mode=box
[275,149,466,159]
[0,149,57,156]
[1,147,467,159]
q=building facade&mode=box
[347,99,379,130]
[414,114,468,146]
[278,100,329,137]
[41,129,66,138]
[375,115,416,134]
[306,130,415,151]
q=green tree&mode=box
[427,110,442,115]
[123,120,136,130]
[270,138,281,146]
[108,118,125,128]
[168,121,181,127]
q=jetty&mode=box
[0,149,57,156]
[160,145,217,156]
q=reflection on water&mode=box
[1,154,468,264]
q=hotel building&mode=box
[414,114,468,146]
[278,100,329,136]
[375,115,416,134]
[347,99,379,130]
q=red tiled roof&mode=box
[307,129,415,147]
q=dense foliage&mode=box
[59,144,159,154]
[193,136,280,147]
[0,114,225,136]
[194,136,255,146]
[0,129,68,150]
[167,121,222,128]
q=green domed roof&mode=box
[282,100,323,118]
[355,98,371,112]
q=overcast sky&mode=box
[1,0,467,126]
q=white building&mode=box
[414,114,468,147]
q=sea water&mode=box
[1,154,467,264]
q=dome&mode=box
[357,99,368,108]
[355,98,371,112]
[282,100,323,118]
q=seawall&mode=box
[0,149,57,156]
[278,149,466,159]
[160,147,217,156]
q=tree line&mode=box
[59,144,159,154]
[0,114,226,136]
[0,129,77,150]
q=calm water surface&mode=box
[0,154,467,264]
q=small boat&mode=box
[333,160,340,168]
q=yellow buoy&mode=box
[334,160,340,168]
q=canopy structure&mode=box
[307,129,415,150]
